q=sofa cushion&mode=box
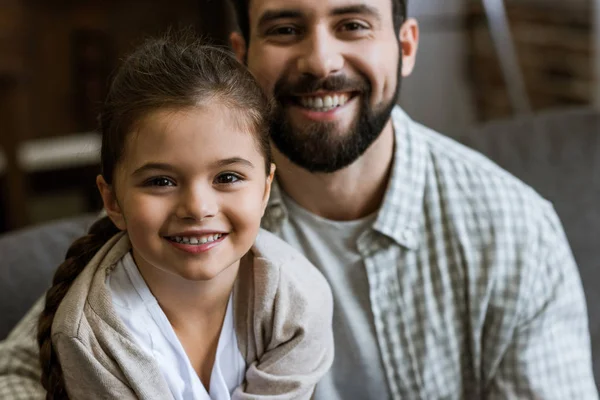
[0,214,96,339]
[456,107,600,388]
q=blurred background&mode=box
[0,0,597,233]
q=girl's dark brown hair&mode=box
[37,31,272,399]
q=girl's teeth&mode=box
[172,234,222,245]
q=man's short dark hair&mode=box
[231,0,408,45]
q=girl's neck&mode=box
[131,251,242,329]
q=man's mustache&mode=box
[274,74,369,98]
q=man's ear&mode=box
[261,163,276,215]
[399,18,419,77]
[230,32,247,64]
[96,175,126,231]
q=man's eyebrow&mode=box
[330,4,381,21]
[257,9,304,27]
[132,162,176,176]
[214,157,255,169]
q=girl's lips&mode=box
[165,233,227,254]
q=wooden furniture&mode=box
[0,0,237,232]
[0,2,30,230]
[467,1,592,121]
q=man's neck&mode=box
[275,119,395,221]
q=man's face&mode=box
[244,0,402,173]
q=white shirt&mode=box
[107,252,245,400]
[279,192,389,400]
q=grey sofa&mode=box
[0,107,598,387]
[0,214,96,339]
[456,107,600,389]
[457,107,600,345]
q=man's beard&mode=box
[270,67,401,174]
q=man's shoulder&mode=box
[408,116,551,215]
[397,112,559,253]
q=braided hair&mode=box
[37,216,119,399]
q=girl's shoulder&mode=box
[234,230,335,384]
[250,228,331,295]
[238,228,332,320]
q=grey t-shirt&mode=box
[280,193,391,400]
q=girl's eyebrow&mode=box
[214,157,255,169]
[132,158,255,176]
[132,162,176,176]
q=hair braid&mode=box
[37,216,120,399]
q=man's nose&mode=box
[297,27,344,79]
[175,184,218,221]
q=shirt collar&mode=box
[372,106,427,249]
[263,106,427,250]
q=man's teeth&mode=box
[300,94,349,111]
[171,234,223,245]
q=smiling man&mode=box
[0,0,597,399]
[227,0,598,399]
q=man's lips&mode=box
[297,92,350,109]
[284,91,358,111]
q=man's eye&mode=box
[214,173,242,185]
[268,26,300,36]
[341,22,368,32]
[146,177,175,187]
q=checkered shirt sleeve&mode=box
[0,298,45,399]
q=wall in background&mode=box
[400,0,592,135]
[400,0,476,136]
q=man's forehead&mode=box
[249,0,388,20]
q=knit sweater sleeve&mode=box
[53,332,138,400]
[233,231,334,400]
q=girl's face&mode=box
[99,104,274,282]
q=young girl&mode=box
[36,34,333,400]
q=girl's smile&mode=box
[165,231,229,254]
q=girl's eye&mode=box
[214,173,242,185]
[146,177,175,187]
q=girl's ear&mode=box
[96,175,127,231]
[261,163,276,215]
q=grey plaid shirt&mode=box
[262,107,598,399]
[0,107,597,399]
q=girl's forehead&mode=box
[122,106,264,164]
[138,104,255,133]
